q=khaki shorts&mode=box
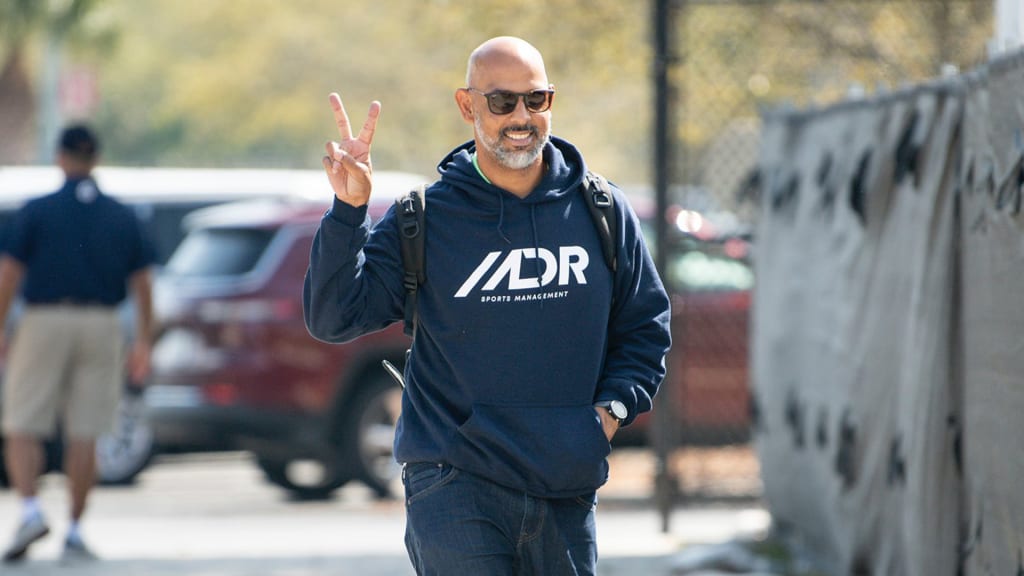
[2,305,123,439]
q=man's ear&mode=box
[455,89,475,124]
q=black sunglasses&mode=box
[466,87,555,115]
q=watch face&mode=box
[609,401,627,421]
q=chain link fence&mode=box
[660,0,992,502]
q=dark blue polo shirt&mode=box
[4,177,155,306]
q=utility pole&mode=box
[37,30,63,164]
[652,0,680,533]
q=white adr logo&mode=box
[454,246,590,298]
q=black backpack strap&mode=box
[583,171,617,273]
[395,184,427,337]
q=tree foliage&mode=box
[1,0,995,188]
[675,0,991,201]
[0,0,107,162]
[83,0,651,182]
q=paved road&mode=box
[0,450,768,575]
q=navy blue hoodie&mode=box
[304,137,671,498]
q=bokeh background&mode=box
[0,0,995,197]
[0,3,1012,573]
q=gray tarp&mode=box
[958,52,1024,576]
[752,83,961,575]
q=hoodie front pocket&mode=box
[449,403,611,495]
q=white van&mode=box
[0,166,352,264]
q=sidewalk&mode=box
[0,448,769,575]
[0,506,771,576]
[596,446,770,572]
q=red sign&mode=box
[60,66,99,118]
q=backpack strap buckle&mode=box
[399,196,421,238]
[583,171,617,273]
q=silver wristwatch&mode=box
[594,400,627,424]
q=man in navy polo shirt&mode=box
[0,125,155,563]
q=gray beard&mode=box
[475,117,550,170]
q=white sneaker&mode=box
[2,514,50,562]
[61,535,99,564]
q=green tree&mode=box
[0,0,108,163]
[675,0,991,208]
[7,1,995,191]
[89,0,651,182]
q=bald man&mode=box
[305,37,671,575]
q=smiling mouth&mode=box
[502,126,536,144]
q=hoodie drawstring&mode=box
[495,194,545,301]
[496,193,512,244]
[530,205,543,295]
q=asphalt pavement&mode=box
[0,449,769,575]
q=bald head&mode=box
[465,36,548,89]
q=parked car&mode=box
[600,198,753,447]
[145,171,427,500]
[145,178,753,500]
[0,166,331,486]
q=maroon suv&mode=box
[146,177,752,500]
[146,172,425,499]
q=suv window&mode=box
[668,250,753,292]
[164,227,276,277]
[131,201,225,265]
[639,219,753,294]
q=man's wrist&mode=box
[329,197,369,225]
[594,400,627,425]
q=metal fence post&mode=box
[652,0,682,533]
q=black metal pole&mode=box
[652,0,680,534]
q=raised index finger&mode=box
[329,92,352,140]
[357,101,382,147]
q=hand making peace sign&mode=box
[322,93,380,207]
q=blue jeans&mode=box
[403,462,598,575]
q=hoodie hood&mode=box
[435,135,588,262]
[437,136,587,207]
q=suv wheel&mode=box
[256,456,351,500]
[95,388,155,485]
[340,373,402,499]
